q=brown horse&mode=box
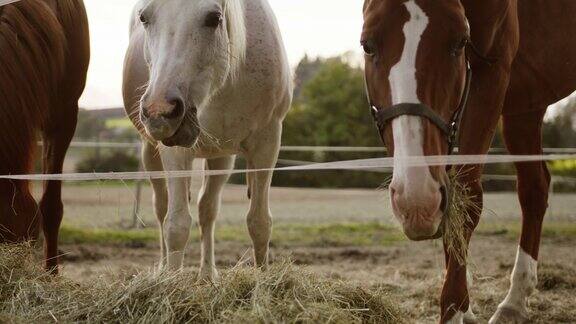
[362,0,576,323]
[0,0,89,273]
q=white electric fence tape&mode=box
[0,0,21,6]
[0,154,574,181]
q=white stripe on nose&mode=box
[392,116,430,188]
[389,1,428,105]
[389,1,440,215]
[389,1,436,190]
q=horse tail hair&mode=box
[0,0,67,175]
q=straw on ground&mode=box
[0,244,401,324]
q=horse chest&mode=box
[191,108,256,157]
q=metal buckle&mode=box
[370,105,379,119]
[450,121,458,142]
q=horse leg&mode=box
[244,125,281,268]
[442,167,484,324]
[40,106,78,274]
[489,110,549,324]
[440,66,513,323]
[159,147,193,270]
[197,156,235,280]
[142,141,168,267]
[0,146,39,243]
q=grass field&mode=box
[32,181,576,229]
[29,182,576,323]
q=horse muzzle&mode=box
[140,97,200,148]
[160,119,200,148]
[393,184,450,241]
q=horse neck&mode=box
[462,0,518,57]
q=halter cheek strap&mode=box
[369,58,472,156]
[371,103,452,137]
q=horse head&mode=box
[136,0,246,147]
[362,0,471,240]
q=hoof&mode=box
[464,308,478,324]
[489,306,530,324]
[445,311,464,324]
[157,260,167,272]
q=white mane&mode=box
[224,0,247,82]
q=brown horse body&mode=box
[363,0,576,322]
[0,0,89,272]
[459,1,576,323]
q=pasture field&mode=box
[31,182,576,323]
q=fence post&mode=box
[132,179,143,228]
[548,177,556,219]
[95,132,102,166]
[132,144,143,228]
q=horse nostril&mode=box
[389,181,403,197]
[162,98,184,120]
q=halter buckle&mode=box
[450,121,458,142]
[370,105,379,119]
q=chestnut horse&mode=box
[0,0,89,273]
[362,0,576,323]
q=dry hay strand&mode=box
[537,263,576,291]
[0,244,401,324]
[443,169,480,266]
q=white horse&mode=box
[122,0,292,279]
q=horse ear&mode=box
[363,0,374,15]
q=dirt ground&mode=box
[60,233,576,323]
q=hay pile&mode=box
[0,245,400,323]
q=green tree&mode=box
[293,55,324,101]
[283,57,380,148]
[274,56,386,188]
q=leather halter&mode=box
[369,56,473,155]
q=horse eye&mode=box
[361,40,376,57]
[139,12,149,26]
[205,11,223,28]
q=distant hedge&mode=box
[76,151,140,173]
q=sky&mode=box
[80,0,364,109]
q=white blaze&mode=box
[389,1,428,106]
[389,1,436,190]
